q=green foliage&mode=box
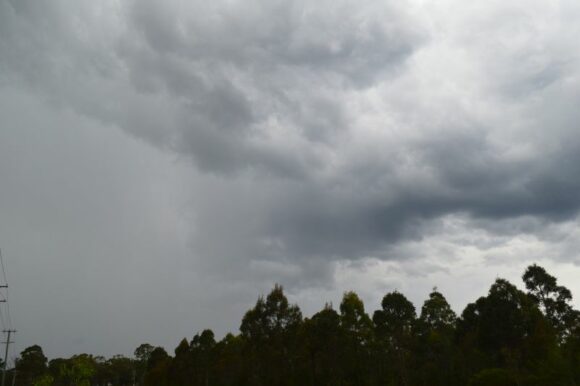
[523,264,580,341]
[419,289,456,331]
[413,290,458,386]
[240,284,303,386]
[134,343,154,384]
[373,291,416,386]
[339,292,373,385]
[144,347,171,386]
[59,354,96,386]
[107,355,135,385]
[340,291,373,340]
[135,343,155,363]
[240,284,302,342]
[468,368,517,386]
[302,304,342,385]
[16,345,48,386]
[32,374,54,386]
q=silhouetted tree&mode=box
[240,284,302,386]
[144,347,171,386]
[191,329,217,386]
[523,264,580,341]
[373,291,416,386]
[414,289,457,386]
[339,291,373,386]
[15,266,580,386]
[134,343,155,385]
[16,345,48,386]
[302,304,341,386]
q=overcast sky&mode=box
[2,0,580,360]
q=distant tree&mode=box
[456,278,561,384]
[18,266,580,386]
[340,291,373,344]
[414,289,458,386]
[374,291,417,341]
[240,284,302,386]
[524,266,580,385]
[419,289,457,331]
[213,333,244,386]
[107,355,135,386]
[523,264,580,341]
[191,329,216,386]
[90,356,110,386]
[169,338,191,386]
[458,279,535,355]
[240,284,302,342]
[134,343,155,385]
[47,358,67,385]
[16,345,48,386]
[144,347,171,386]
[59,354,96,386]
[373,291,416,386]
[339,291,373,386]
[135,343,155,364]
[302,304,341,386]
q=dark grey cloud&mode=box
[2,0,425,177]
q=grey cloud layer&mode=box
[2,0,580,272]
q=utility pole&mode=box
[1,330,15,386]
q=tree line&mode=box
[11,264,580,386]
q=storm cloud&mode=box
[2,0,580,358]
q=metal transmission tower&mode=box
[0,250,14,386]
[1,330,15,386]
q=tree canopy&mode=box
[11,266,580,386]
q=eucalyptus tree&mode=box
[523,264,580,341]
[15,345,48,386]
[302,304,341,386]
[339,291,373,386]
[414,289,458,386]
[373,291,416,386]
[240,284,302,386]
